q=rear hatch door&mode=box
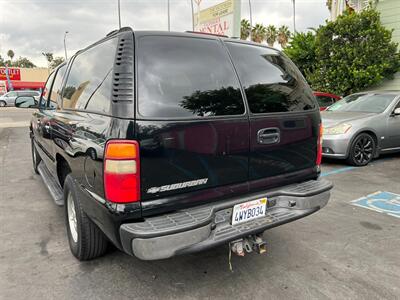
[225,42,319,191]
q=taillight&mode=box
[104,140,140,203]
[316,124,323,166]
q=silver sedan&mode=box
[321,91,400,166]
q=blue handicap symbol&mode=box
[352,191,400,218]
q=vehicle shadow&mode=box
[74,227,313,299]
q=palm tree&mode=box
[7,50,14,61]
[241,19,251,40]
[277,25,291,48]
[265,25,278,47]
[251,23,267,43]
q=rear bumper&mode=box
[120,179,333,260]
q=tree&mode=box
[284,31,316,77]
[251,23,267,43]
[265,25,278,47]
[277,25,291,48]
[7,50,14,61]
[0,55,5,67]
[42,52,54,68]
[309,8,400,95]
[240,19,251,40]
[12,57,36,68]
[50,57,65,69]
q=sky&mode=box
[0,0,330,67]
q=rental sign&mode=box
[194,0,241,37]
[0,67,21,81]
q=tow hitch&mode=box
[230,234,267,256]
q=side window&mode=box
[41,71,56,108]
[62,38,117,114]
[7,91,17,97]
[138,36,244,118]
[226,42,316,114]
[48,65,66,109]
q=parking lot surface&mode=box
[1,108,399,299]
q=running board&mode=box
[37,162,64,206]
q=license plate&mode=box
[232,198,267,226]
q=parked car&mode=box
[313,91,341,111]
[321,91,400,166]
[15,28,332,261]
[0,90,40,107]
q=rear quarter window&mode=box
[137,36,245,118]
[225,42,316,114]
[62,38,117,114]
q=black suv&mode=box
[16,28,332,261]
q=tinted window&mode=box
[138,36,244,118]
[316,96,334,107]
[327,94,396,113]
[49,65,66,109]
[62,38,117,114]
[226,42,316,114]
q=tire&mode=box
[31,138,41,174]
[64,175,108,260]
[346,133,376,166]
[0,101,6,107]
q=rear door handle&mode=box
[257,128,280,145]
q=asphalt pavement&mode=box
[1,108,399,300]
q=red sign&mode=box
[0,68,21,81]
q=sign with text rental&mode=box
[194,0,241,37]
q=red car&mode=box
[313,91,341,111]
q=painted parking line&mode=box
[351,191,400,218]
[320,166,355,177]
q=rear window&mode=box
[225,42,316,114]
[316,96,334,107]
[137,36,245,118]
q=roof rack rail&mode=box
[106,29,119,37]
[185,31,228,38]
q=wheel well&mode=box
[355,130,379,157]
[56,154,71,188]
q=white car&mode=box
[0,90,41,107]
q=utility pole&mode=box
[167,0,170,31]
[292,0,296,33]
[190,0,195,31]
[64,31,69,60]
[118,0,121,29]
[249,0,253,41]
[193,0,202,31]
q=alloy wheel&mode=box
[67,193,78,243]
[353,136,373,165]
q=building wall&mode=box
[372,0,400,90]
[20,67,50,82]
